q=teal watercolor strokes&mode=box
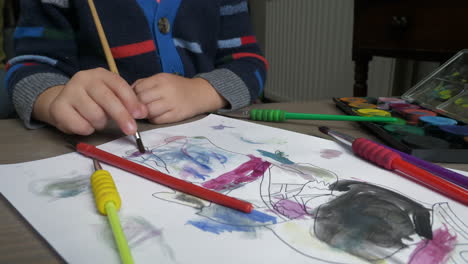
[29,174,90,199]
[234,133,287,145]
[239,136,264,144]
[257,149,294,164]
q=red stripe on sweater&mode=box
[232,52,269,70]
[241,36,257,45]
[111,40,156,59]
[5,62,38,71]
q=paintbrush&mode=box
[87,0,145,153]
[318,126,468,205]
[220,109,404,123]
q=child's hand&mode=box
[32,68,147,135]
[133,73,227,124]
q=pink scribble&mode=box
[273,199,308,219]
[409,225,457,264]
[320,149,342,159]
[202,155,270,191]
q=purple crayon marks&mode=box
[202,155,270,191]
[273,199,308,219]
[211,124,234,130]
[320,149,342,159]
[409,225,457,264]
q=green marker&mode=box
[222,109,405,124]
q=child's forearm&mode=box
[196,69,251,111]
[192,77,228,113]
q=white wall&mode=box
[260,0,396,101]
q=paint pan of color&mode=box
[398,108,437,125]
[383,124,425,139]
[355,108,391,117]
[348,102,377,109]
[339,97,367,104]
[363,97,377,104]
[389,103,420,111]
[402,135,451,149]
[438,125,468,143]
[377,97,406,104]
[377,97,406,110]
[419,116,458,126]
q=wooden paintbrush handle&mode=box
[87,0,119,74]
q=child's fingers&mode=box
[99,71,147,119]
[71,95,108,130]
[146,100,171,120]
[132,73,170,93]
[131,78,144,90]
[87,84,137,135]
[133,79,153,93]
[135,87,162,104]
[149,110,178,124]
[51,102,95,135]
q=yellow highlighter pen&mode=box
[90,159,134,264]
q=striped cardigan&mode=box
[6,0,268,128]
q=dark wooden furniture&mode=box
[352,0,468,96]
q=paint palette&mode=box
[333,96,468,163]
[402,49,468,124]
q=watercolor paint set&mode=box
[333,96,468,163]
[334,50,468,163]
[335,52,468,163]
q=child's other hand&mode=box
[133,73,227,124]
[32,68,147,135]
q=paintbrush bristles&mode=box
[318,126,355,147]
[318,126,330,135]
[135,132,145,153]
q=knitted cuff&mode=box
[12,72,69,129]
[195,68,250,111]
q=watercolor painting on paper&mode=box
[0,114,467,264]
[126,133,468,264]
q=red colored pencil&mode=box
[319,126,468,205]
[389,158,468,205]
[75,142,254,213]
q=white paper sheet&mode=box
[1,115,467,264]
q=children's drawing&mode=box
[2,115,467,263]
[124,135,467,264]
